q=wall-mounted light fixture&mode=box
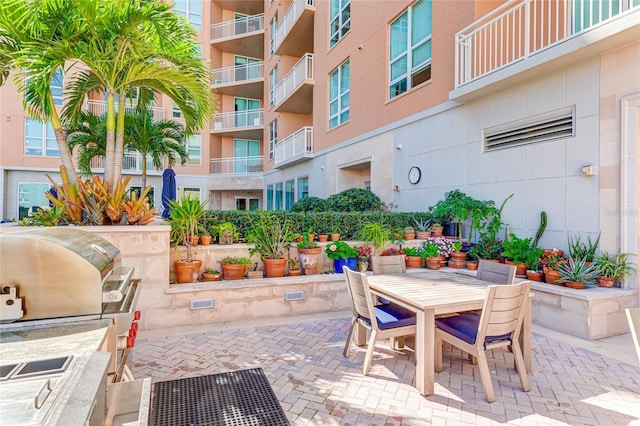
[395,144,403,150]
[581,165,596,177]
[320,166,325,171]
[394,185,400,192]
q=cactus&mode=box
[532,211,547,248]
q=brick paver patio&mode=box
[132,316,640,425]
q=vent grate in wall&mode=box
[190,298,214,310]
[284,290,304,301]
[483,106,575,152]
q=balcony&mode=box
[452,0,640,100]
[274,126,314,169]
[210,14,264,58]
[208,156,263,190]
[274,0,315,57]
[210,109,264,140]
[273,53,314,114]
[213,0,263,16]
[87,100,164,121]
[212,62,264,99]
[90,152,162,174]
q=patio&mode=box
[132,312,640,425]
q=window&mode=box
[186,134,201,165]
[269,119,277,160]
[389,0,432,99]
[129,186,155,207]
[236,197,260,210]
[269,66,278,107]
[173,0,202,30]
[25,118,59,157]
[233,139,260,173]
[329,60,350,129]
[270,14,278,55]
[275,182,283,210]
[177,187,200,200]
[297,177,309,201]
[330,0,351,47]
[172,102,182,118]
[266,185,274,210]
[18,182,50,220]
[51,68,63,106]
[285,180,295,210]
[235,56,261,81]
[234,97,261,127]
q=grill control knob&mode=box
[134,311,141,321]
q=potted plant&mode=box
[355,244,372,272]
[501,233,533,277]
[471,236,503,262]
[525,247,545,281]
[287,257,301,276]
[325,241,359,273]
[167,196,208,283]
[423,241,440,270]
[594,252,636,288]
[202,268,221,281]
[555,256,598,289]
[568,233,600,263]
[298,240,322,275]
[220,256,252,280]
[330,225,341,242]
[423,236,454,267]
[247,213,295,277]
[403,226,415,241]
[212,222,237,245]
[540,249,567,284]
[403,246,424,268]
[413,218,431,239]
[466,247,479,270]
[358,221,393,255]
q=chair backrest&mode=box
[343,267,373,322]
[371,255,406,275]
[477,281,532,344]
[626,308,640,364]
[477,260,516,284]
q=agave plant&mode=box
[556,256,599,285]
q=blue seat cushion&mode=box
[435,313,511,345]
[374,303,416,330]
[378,297,391,305]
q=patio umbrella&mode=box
[161,167,176,218]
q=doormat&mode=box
[151,367,289,426]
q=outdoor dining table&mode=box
[364,270,533,396]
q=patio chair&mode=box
[476,260,516,284]
[371,255,406,275]
[435,281,532,402]
[626,308,640,365]
[342,267,417,375]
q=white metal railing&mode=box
[212,62,264,85]
[210,14,264,41]
[90,152,162,173]
[274,0,315,52]
[273,53,314,107]
[87,100,164,121]
[210,156,264,175]
[274,126,313,166]
[210,109,264,131]
[455,0,640,87]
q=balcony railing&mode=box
[87,100,164,121]
[274,0,314,52]
[211,14,264,41]
[274,126,313,167]
[210,109,264,132]
[273,53,314,107]
[90,152,162,173]
[455,0,640,88]
[210,156,264,175]
[212,62,264,85]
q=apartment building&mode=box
[1,0,638,287]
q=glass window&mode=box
[329,59,350,129]
[269,66,278,107]
[389,0,432,99]
[236,197,260,211]
[330,0,351,47]
[266,185,274,210]
[234,97,260,127]
[51,68,63,106]
[233,139,260,173]
[275,182,283,210]
[173,0,202,30]
[177,187,200,200]
[186,134,201,165]
[270,14,278,55]
[25,118,59,157]
[172,102,182,118]
[285,180,295,210]
[18,182,50,220]
[269,119,277,160]
[297,177,309,201]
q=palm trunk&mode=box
[49,95,78,183]
[114,96,126,185]
[104,92,117,189]
[141,156,147,191]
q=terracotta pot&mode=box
[565,281,586,289]
[415,231,431,239]
[404,233,416,241]
[426,257,440,270]
[431,226,443,237]
[598,276,615,288]
[466,261,479,270]
[219,230,234,245]
[450,252,467,262]
[307,234,315,242]
[405,255,423,268]
[330,233,340,241]
[543,268,563,285]
[199,235,212,246]
[288,268,302,276]
[263,258,287,278]
[175,259,202,283]
[526,270,544,282]
[437,255,447,267]
[201,271,221,281]
[189,235,200,246]
[299,247,322,275]
[318,234,329,242]
[221,263,247,280]
[505,260,527,277]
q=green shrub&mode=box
[290,197,328,212]
[326,188,385,212]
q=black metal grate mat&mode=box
[151,367,290,426]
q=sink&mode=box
[13,356,72,379]
[0,363,19,381]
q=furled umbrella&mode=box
[161,167,176,218]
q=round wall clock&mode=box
[408,166,421,184]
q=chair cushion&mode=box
[435,313,511,345]
[374,303,416,330]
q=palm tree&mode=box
[64,111,107,176]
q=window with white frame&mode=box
[173,0,202,30]
[25,118,59,157]
[270,14,278,55]
[275,182,283,210]
[269,119,277,160]
[269,66,278,107]
[266,185,274,210]
[177,187,201,200]
[389,0,432,99]
[329,59,350,129]
[330,0,350,47]
[186,134,201,165]
[172,102,182,118]
[285,180,295,210]
[236,197,260,211]
[297,177,309,201]
[18,182,50,220]
[233,139,260,173]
